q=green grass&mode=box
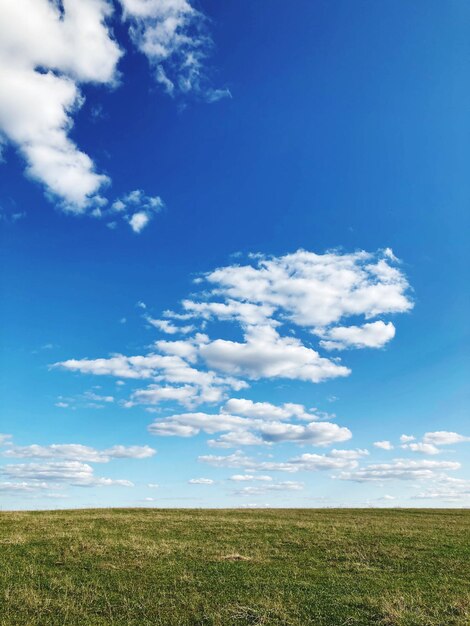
[0,509,469,625]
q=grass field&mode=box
[0,508,469,625]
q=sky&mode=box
[0,0,469,510]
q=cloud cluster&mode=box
[199,248,412,329]
[56,249,412,413]
[106,189,164,232]
[399,430,470,455]
[339,459,460,482]
[372,431,470,457]
[3,443,155,462]
[199,448,369,473]
[147,401,352,448]
[0,436,155,495]
[2,461,133,487]
[0,0,120,209]
[0,0,225,216]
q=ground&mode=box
[0,508,469,625]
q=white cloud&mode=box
[200,325,350,383]
[401,442,440,455]
[154,338,199,361]
[400,434,415,443]
[148,409,352,448]
[0,0,222,214]
[181,299,275,327]
[188,477,214,485]
[340,459,460,482]
[147,318,194,335]
[208,430,264,448]
[148,411,249,436]
[120,0,230,101]
[373,440,394,450]
[318,321,395,351]
[55,351,246,407]
[107,190,164,232]
[55,247,412,466]
[222,398,313,421]
[0,0,121,209]
[203,249,412,328]
[1,461,133,487]
[256,421,351,446]
[129,211,150,233]
[422,431,470,446]
[3,442,155,462]
[199,448,368,473]
[56,249,412,419]
[131,384,197,406]
[0,480,51,493]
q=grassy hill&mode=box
[0,508,469,625]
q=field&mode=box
[0,509,469,625]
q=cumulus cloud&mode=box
[222,398,314,421]
[0,0,224,215]
[397,431,470,456]
[148,407,352,448]
[201,249,412,328]
[199,325,350,383]
[0,0,120,209]
[401,442,440,456]
[318,321,395,351]
[55,351,247,407]
[422,431,470,446]
[181,299,275,327]
[400,434,415,443]
[373,440,394,450]
[56,249,412,414]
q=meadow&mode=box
[0,508,469,625]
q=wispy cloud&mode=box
[121,0,230,101]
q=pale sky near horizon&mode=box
[0,0,469,509]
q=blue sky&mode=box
[0,0,469,509]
